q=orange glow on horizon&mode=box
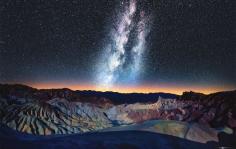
[25,82,236,95]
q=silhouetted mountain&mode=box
[76,90,177,104]
[0,84,177,104]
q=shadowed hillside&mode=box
[0,124,219,149]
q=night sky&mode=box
[0,0,235,93]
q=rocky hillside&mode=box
[0,97,112,135]
[109,91,236,132]
[0,84,235,137]
[179,91,236,130]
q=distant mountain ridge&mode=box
[0,84,178,104]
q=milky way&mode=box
[97,0,151,88]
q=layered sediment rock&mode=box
[0,97,112,135]
[106,91,236,134]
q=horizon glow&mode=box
[16,81,235,95]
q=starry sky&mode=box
[0,0,235,94]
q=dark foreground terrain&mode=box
[0,124,219,149]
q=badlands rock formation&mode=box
[0,84,235,140]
